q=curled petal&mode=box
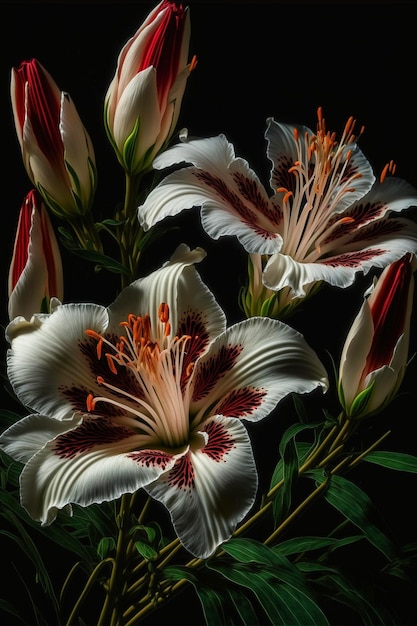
[0,412,80,464]
[145,416,257,558]
[7,303,109,419]
[139,135,283,254]
[107,244,225,343]
[18,416,178,524]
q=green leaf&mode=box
[0,598,27,623]
[209,561,329,626]
[135,541,158,560]
[62,247,131,275]
[97,536,116,559]
[269,441,311,491]
[364,450,417,473]
[276,534,365,556]
[303,563,395,625]
[0,409,24,428]
[223,538,293,568]
[226,586,259,625]
[275,436,299,523]
[162,565,198,585]
[0,489,95,562]
[195,586,228,626]
[317,474,397,560]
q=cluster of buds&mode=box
[8,0,193,320]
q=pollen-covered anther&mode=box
[380,159,397,183]
[85,329,104,359]
[189,54,198,73]
[86,393,96,412]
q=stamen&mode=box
[83,305,195,447]
[189,54,198,73]
[86,393,95,412]
[380,159,396,183]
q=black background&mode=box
[1,2,417,625]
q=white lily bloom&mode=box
[138,109,417,317]
[0,245,328,558]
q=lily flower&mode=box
[8,190,64,321]
[338,253,416,419]
[11,59,97,218]
[0,245,328,558]
[104,0,196,176]
[138,109,417,318]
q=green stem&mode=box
[117,172,147,288]
[97,494,133,626]
[264,478,330,546]
[66,558,114,626]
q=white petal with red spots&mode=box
[145,415,257,558]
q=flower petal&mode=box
[266,117,375,212]
[318,178,417,257]
[339,300,374,408]
[263,214,417,298]
[138,135,283,254]
[60,92,95,205]
[145,415,257,558]
[7,302,109,419]
[0,413,80,464]
[113,68,161,155]
[18,415,177,525]
[108,244,225,349]
[191,317,328,423]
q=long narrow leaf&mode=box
[276,534,365,556]
[316,474,397,560]
[209,562,329,626]
[364,450,417,473]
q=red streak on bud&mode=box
[365,254,413,375]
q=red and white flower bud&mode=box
[11,59,96,218]
[8,190,64,321]
[338,253,416,418]
[104,0,194,175]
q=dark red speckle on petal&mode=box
[192,343,243,402]
[167,455,195,493]
[216,386,267,418]
[54,419,134,459]
[129,449,173,471]
[322,248,385,268]
[193,170,278,240]
[233,171,281,227]
[203,420,235,462]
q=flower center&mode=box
[278,107,364,261]
[85,303,193,448]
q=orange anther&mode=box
[189,54,198,72]
[158,302,170,323]
[86,393,95,412]
[106,353,118,375]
